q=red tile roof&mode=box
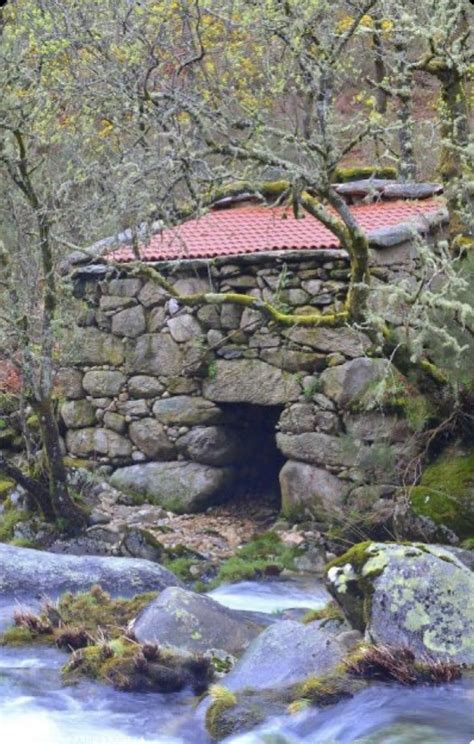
[110,199,443,263]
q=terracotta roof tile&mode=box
[110,199,443,263]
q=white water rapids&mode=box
[0,581,472,744]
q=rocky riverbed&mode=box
[0,542,473,743]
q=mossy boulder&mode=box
[326,542,474,664]
[408,448,474,540]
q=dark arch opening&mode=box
[220,403,285,509]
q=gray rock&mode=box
[132,587,263,656]
[82,370,126,397]
[129,418,176,460]
[107,278,142,297]
[0,543,181,600]
[55,368,84,399]
[68,328,124,366]
[138,281,167,308]
[278,403,316,433]
[203,360,300,405]
[223,619,346,691]
[153,396,223,426]
[167,314,202,343]
[283,327,371,358]
[173,276,211,295]
[128,375,164,398]
[343,412,411,442]
[66,428,132,458]
[116,399,149,417]
[279,460,346,521]
[148,306,167,332]
[99,295,135,312]
[126,334,183,375]
[110,461,233,513]
[176,426,242,466]
[260,349,326,373]
[220,304,243,330]
[112,305,146,338]
[326,542,474,664]
[320,357,391,407]
[61,400,96,429]
[103,411,127,433]
[276,431,364,468]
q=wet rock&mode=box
[326,542,474,664]
[0,543,181,599]
[223,619,347,691]
[82,370,126,397]
[279,460,346,521]
[132,587,263,655]
[109,461,233,513]
[203,360,300,405]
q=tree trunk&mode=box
[0,455,54,520]
[437,67,473,248]
[33,398,87,532]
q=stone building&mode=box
[62,182,447,520]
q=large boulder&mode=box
[222,619,347,692]
[203,360,300,405]
[131,587,264,656]
[326,542,474,664]
[279,460,346,521]
[110,461,233,512]
[0,543,181,601]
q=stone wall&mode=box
[61,242,429,519]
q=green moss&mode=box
[0,586,158,647]
[325,541,374,573]
[0,626,36,646]
[205,686,238,740]
[211,532,302,587]
[302,602,345,625]
[163,557,198,582]
[295,670,361,706]
[0,477,14,497]
[409,449,474,538]
[333,166,398,182]
[0,508,33,542]
[460,537,474,549]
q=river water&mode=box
[0,581,473,744]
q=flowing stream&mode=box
[0,581,472,744]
